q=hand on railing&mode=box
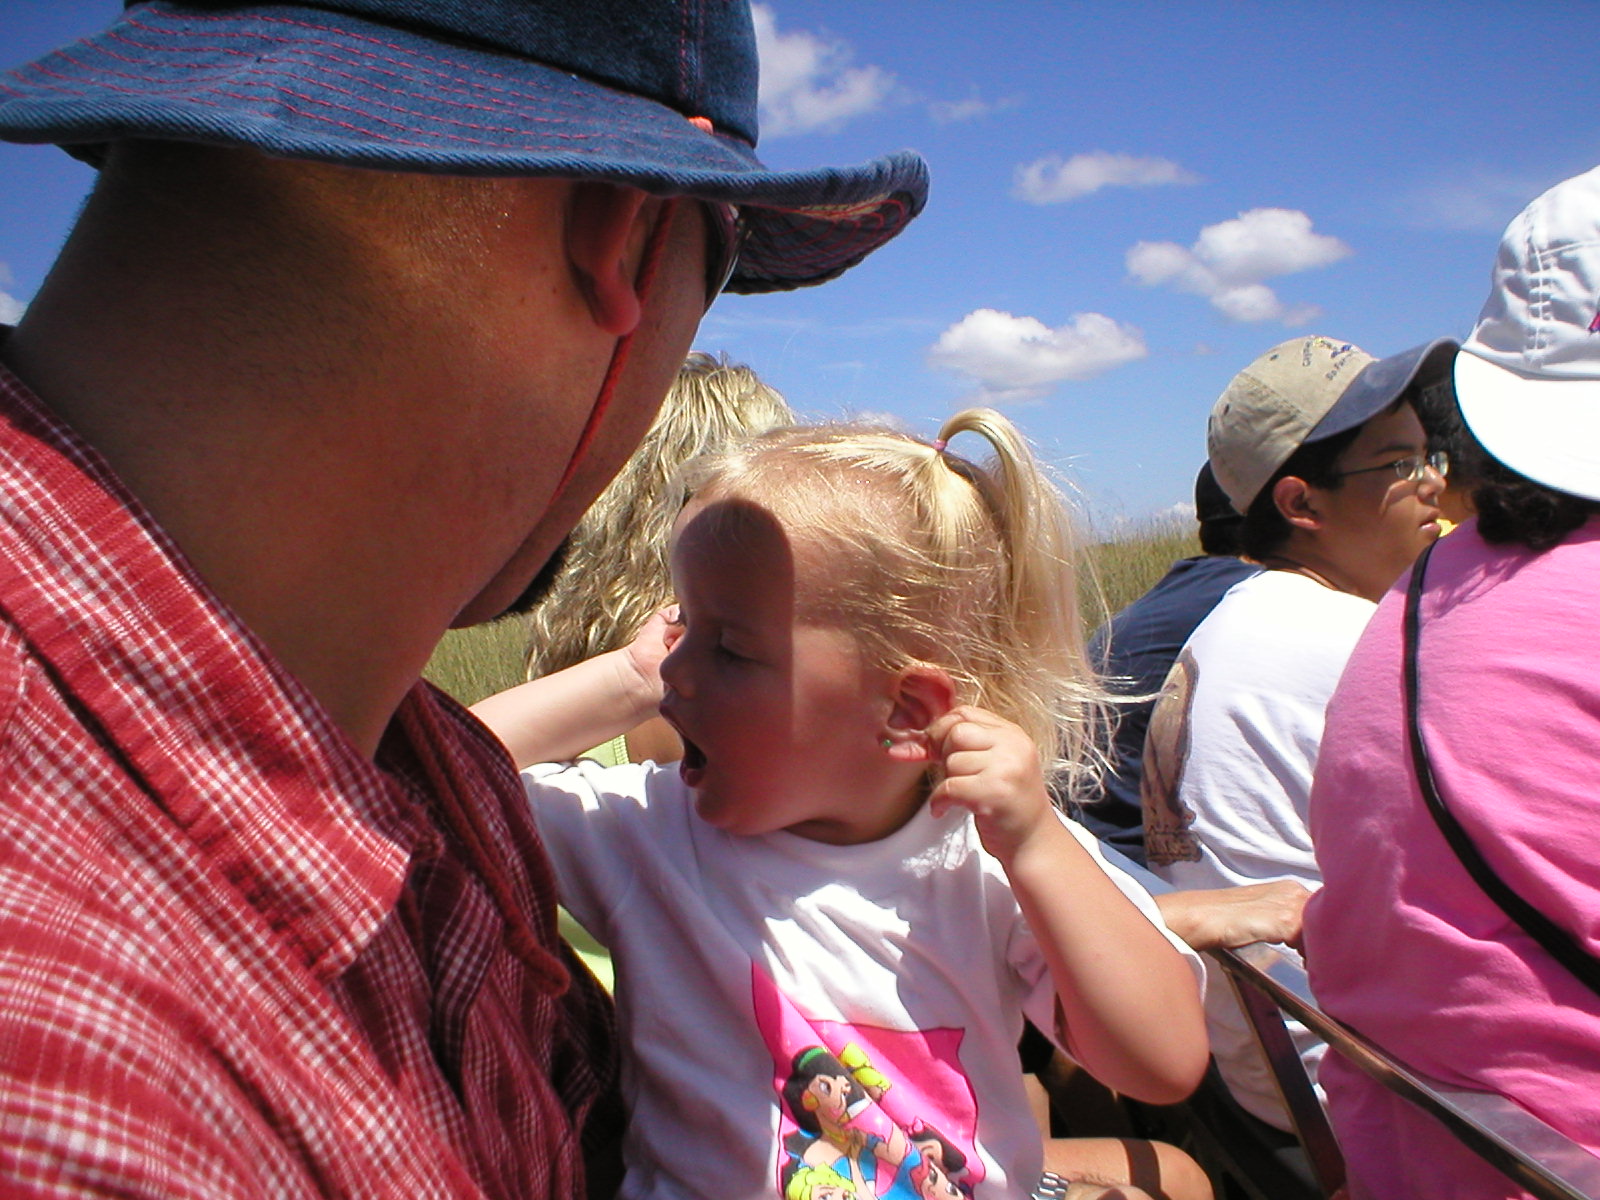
[1154,880,1311,952]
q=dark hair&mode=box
[907,1122,968,1175]
[781,1048,864,1135]
[1193,462,1245,556]
[1238,423,1363,559]
[1198,513,1245,557]
[1404,382,1600,548]
[1466,440,1600,550]
[1412,378,1486,501]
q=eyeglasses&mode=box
[701,201,745,308]
[1332,449,1450,484]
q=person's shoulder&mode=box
[1222,567,1369,615]
[0,617,227,1131]
[1100,557,1259,658]
[1173,554,1260,585]
[1144,555,1262,618]
[1186,568,1368,665]
[1185,567,1281,632]
[0,857,287,1195]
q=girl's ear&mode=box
[564,181,657,336]
[882,666,956,763]
[1272,474,1323,532]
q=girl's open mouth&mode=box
[679,736,707,789]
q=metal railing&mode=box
[1106,851,1600,1200]
[1214,942,1600,1200]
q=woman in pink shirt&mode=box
[1304,165,1600,1200]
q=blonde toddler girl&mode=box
[475,411,1210,1200]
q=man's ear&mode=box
[882,666,957,763]
[1272,474,1323,533]
[565,181,657,336]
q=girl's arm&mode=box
[471,609,676,768]
[925,706,1209,1105]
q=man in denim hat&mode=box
[0,4,926,1197]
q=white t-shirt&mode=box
[524,760,1201,1200]
[1141,568,1375,1129]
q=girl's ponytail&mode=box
[931,409,1105,790]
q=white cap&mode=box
[1455,164,1600,502]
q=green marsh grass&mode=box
[1085,517,1199,619]
[424,616,530,708]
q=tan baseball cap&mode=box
[1208,335,1458,512]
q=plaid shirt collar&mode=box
[0,348,434,979]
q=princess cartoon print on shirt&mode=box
[759,967,981,1200]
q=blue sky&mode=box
[4,1,1599,522]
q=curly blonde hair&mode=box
[523,352,794,678]
[679,409,1108,788]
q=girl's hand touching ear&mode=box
[924,705,1053,863]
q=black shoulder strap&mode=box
[1404,541,1600,996]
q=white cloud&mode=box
[927,308,1147,403]
[929,90,1020,125]
[1402,168,1553,234]
[1013,151,1200,205]
[752,4,894,137]
[1127,207,1350,325]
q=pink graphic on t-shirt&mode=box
[752,966,982,1199]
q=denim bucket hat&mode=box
[0,0,929,294]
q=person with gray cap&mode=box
[1141,333,1454,1133]
[1304,166,1600,1200]
[0,3,927,1198]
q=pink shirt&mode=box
[1304,518,1600,1199]
[0,353,618,1198]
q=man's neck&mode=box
[1260,540,1382,603]
[0,164,490,755]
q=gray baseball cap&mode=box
[1208,334,1458,512]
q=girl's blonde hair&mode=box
[524,351,794,678]
[680,409,1107,789]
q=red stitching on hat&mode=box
[677,0,690,100]
[106,25,610,127]
[128,6,755,149]
[118,15,607,118]
[104,18,748,161]
[41,43,752,166]
[34,47,512,142]
[142,5,748,149]
[87,40,605,143]
[17,54,497,151]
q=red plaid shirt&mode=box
[0,355,619,1198]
